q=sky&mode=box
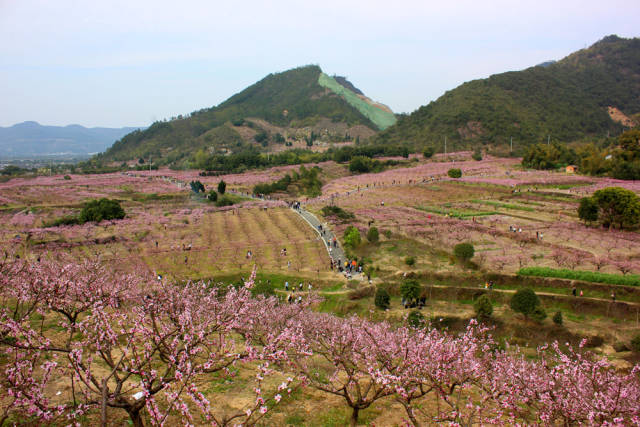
[1,0,639,128]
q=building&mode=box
[565,165,578,173]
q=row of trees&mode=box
[1,256,639,426]
[522,129,640,179]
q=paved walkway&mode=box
[293,207,346,266]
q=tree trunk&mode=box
[100,379,108,427]
[405,404,420,427]
[128,408,144,427]
[350,407,359,427]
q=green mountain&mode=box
[375,35,640,153]
[99,65,395,165]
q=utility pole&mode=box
[510,137,513,153]
[444,136,447,155]
[547,135,550,146]
[149,157,151,172]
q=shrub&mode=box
[517,267,640,287]
[430,316,459,330]
[44,214,81,227]
[217,180,227,194]
[614,341,630,352]
[189,180,205,193]
[343,226,361,248]
[79,198,125,223]
[321,206,355,221]
[215,195,235,207]
[631,334,640,353]
[454,243,475,262]
[366,227,379,243]
[374,287,390,310]
[447,168,462,178]
[585,335,604,348]
[383,230,392,239]
[63,175,71,180]
[422,147,435,158]
[530,307,547,323]
[349,156,373,173]
[472,148,482,161]
[407,310,426,328]
[400,280,421,302]
[510,288,541,319]
[207,190,218,202]
[348,286,375,300]
[404,256,415,266]
[474,295,493,319]
[552,311,563,325]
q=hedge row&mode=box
[517,267,640,287]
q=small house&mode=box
[565,165,578,174]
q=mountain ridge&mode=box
[0,121,142,157]
[98,65,395,166]
[375,35,640,153]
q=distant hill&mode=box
[375,35,640,153]
[99,65,396,165]
[0,121,141,158]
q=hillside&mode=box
[99,65,394,165]
[375,35,640,153]
[0,121,140,158]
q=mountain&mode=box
[99,65,396,165]
[0,121,141,158]
[375,35,640,153]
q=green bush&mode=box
[614,341,630,352]
[374,287,390,310]
[366,227,379,243]
[631,334,640,353]
[343,226,361,248]
[454,243,475,262]
[472,148,482,161]
[404,256,416,266]
[474,295,493,319]
[407,310,426,328]
[510,288,541,319]
[189,180,205,193]
[63,175,71,180]
[530,307,547,323]
[349,156,374,173]
[400,280,421,301]
[517,267,640,287]
[44,215,81,228]
[215,194,235,207]
[217,180,227,194]
[207,190,218,202]
[552,311,563,325]
[79,198,125,223]
[422,147,435,158]
[447,168,462,178]
[321,205,355,221]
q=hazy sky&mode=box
[1,0,639,128]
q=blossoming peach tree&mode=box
[1,254,639,426]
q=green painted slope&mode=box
[318,73,397,130]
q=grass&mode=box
[416,205,497,219]
[518,267,640,287]
[471,199,535,212]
